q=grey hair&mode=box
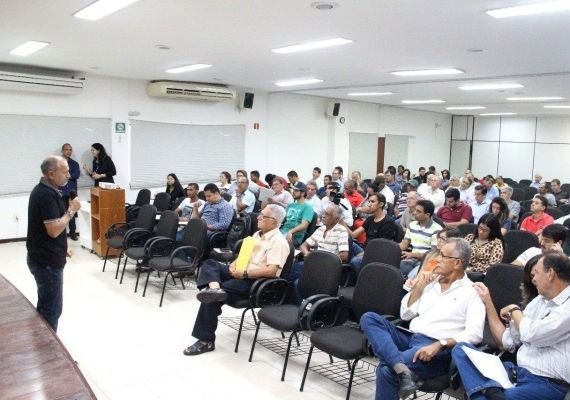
[327,204,343,220]
[447,238,471,269]
[306,180,318,188]
[41,156,63,175]
[266,204,286,225]
[503,186,513,194]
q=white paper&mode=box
[258,187,275,202]
[462,345,514,389]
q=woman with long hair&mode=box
[489,196,513,235]
[441,169,450,190]
[402,168,411,182]
[218,171,231,192]
[83,142,116,187]
[166,173,184,207]
[465,213,505,273]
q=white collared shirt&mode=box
[401,274,485,344]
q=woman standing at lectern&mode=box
[83,143,116,187]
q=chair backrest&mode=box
[519,179,532,186]
[511,188,525,202]
[545,207,563,220]
[361,238,402,268]
[523,186,537,200]
[279,242,296,281]
[561,183,570,194]
[248,211,259,233]
[503,230,539,263]
[153,192,171,212]
[135,204,157,231]
[135,188,151,206]
[303,213,319,241]
[155,210,179,239]
[432,215,445,228]
[171,196,185,211]
[221,192,232,202]
[298,251,343,299]
[226,213,251,249]
[559,204,570,216]
[352,263,402,321]
[181,218,208,258]
[395,223,405,243]
[484,264,524,312]
[458,223,477,238]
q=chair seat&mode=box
[258,304,301,332]
[420,374,451,392]
[147,256,194,271]
[125,247,145,260]
[107,236,123,250]
[337,286,355,303]
[310,325,364,360]
[225,295,251,309]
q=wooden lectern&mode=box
[90,187,125,257]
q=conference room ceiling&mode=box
[1,0,570,116]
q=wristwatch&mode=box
[439,339,448,348]
[65,210,75,219]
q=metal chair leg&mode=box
[300,344,314,392]
[102,247,110,272]
[346,358,360,400]
[248,321,262,362]
[119,256,129,284]
[235,308,249,353]
[250,308,258,324]
[159,272,170,307]
[142,271,151,297]
[294,331,301,347]
[281,331,297,381]
[115,254,126,279]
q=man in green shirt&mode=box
[280,182,315,247]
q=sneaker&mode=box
[183,340,215,356]
[196,288,228,304]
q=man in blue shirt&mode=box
[484,175,500,201]
[192,183,234,236]
[60,143,80,240]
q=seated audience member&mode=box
[249,170,267,189]
[264,176,293,209]
[436,188,473,228]
[310,166,323,189]
[530,172,543,188]
[192,183,234,235]
[489,196,514,234]
[536,182,557,207]
[396,165,406,183]
[349,193,399,275]
[395,181,417,219]
[320,182,353,227]
[500,186,521,223]
[401,168,411,182]
[183,205,289,356]
[447,175,461,192]
[228,169,251,195]
[513,223,566,267]
[166,173,185,208]
[483,175,500,201]
[399,200,443,277]
[356,183,378,218]
[351,170,364,193]
[286,170,299,189]
[417,166,427,184]
[229,176,256,214]
[317,174,332,198]
[459,176,475,204]
[469,185,490,224]
[520,195,554,235]
[344,179,364,208]
[305,180,323,217]
[289,204,349,283]
[551,178,569,205]
[418,174,445,212]
[264,173,276,188]
[361,238,485,400]
[176,183,204,219]
[464,213,504,274]
[440,169,450,190]
[280,182,315,246]
[331,166,344,192]
[374,174,395,206]
[218,171,232,193]
[399,189,419,231]
[452,252,570,400]
[494,175,509,191]
[385,166,401,196]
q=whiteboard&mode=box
[349,132,378,179]
[0,114,111,196]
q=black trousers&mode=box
[191,259,253,342]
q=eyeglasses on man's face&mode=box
[258,214,276,221]
[439,253,460,260]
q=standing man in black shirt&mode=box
[60,143,80,240]
[27,156,81,331]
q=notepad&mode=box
[235,236,256,271]
[462,345,514,389]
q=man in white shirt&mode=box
[530,173,543,189]
[175,183,204,219]
[452,252,570,400]
[459,177,475,204]
[229,176,256,213]
[374,174,395,206]
[418,174,445,212]
[361,238,485,400]
[469,185,490,224]
[308,167,324,190]
[305,180,323,217]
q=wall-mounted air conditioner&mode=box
[0,70,84,94]
[146,81,236,102]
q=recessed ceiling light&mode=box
[459,83,524,91]
[165,64,212,74]
[391,68,464,77]
[275,78,323,87]
[479,112,518,116]
[446,106,487,110]
[544,105,570,109]
[347,92,394,97]
[507,96,564,101]
[311,2,339,10]
[486,0,570,19]
[74,0,140,21]
[10,41,50,57]
[401,99,446,105]
[272,38,353,54]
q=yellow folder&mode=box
[235,236,256,271]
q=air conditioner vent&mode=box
[147,81,236,102]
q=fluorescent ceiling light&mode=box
[486,0,570,18]
[10,41,49,57]
[272,38,353,54]
[507,96,564,101]
[74,0,140,21]
[165,64,212,74]
[459,83,524,91]
[391,68,464,77]
[446,106,487,110]
[544,105,570,109]
[401,99,445,104]
[347,92,394,97]
[275,78,323,87]
[479,112,518,116]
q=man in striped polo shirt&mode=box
[399,200,442,278]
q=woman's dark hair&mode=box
[441,169,450,179]
[489,197,509,224]
[402,169,411,180]
[166,173,183,194]
[474,213,504,245]
[220,171,231,183]
[91,142,109,160]
[521,254,540,308]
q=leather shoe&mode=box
[183,340,215,356]
[196,287,228,304]
[397,371,423,399]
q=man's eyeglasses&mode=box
[258,214,276,221]
[440,253,460,260]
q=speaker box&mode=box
[327,102,341,117]
[243,92,254,109]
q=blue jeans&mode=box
[360,312,451,400]
[27,258,64,332]
[452,343,568,400]
[400,259,421,277]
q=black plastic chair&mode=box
[221,192,232,202]
[558,204,570,216]
[458,223,477,238]
[102,204,157,275]
[125,188,151,222]
[545,207,563,220]
[511,188,526,202]
[503,230,539,263]
[248,251,344,381]
[519,179,532,186]
[523,186,537,200]
[153,192,171,212]
[300,263,402,400]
